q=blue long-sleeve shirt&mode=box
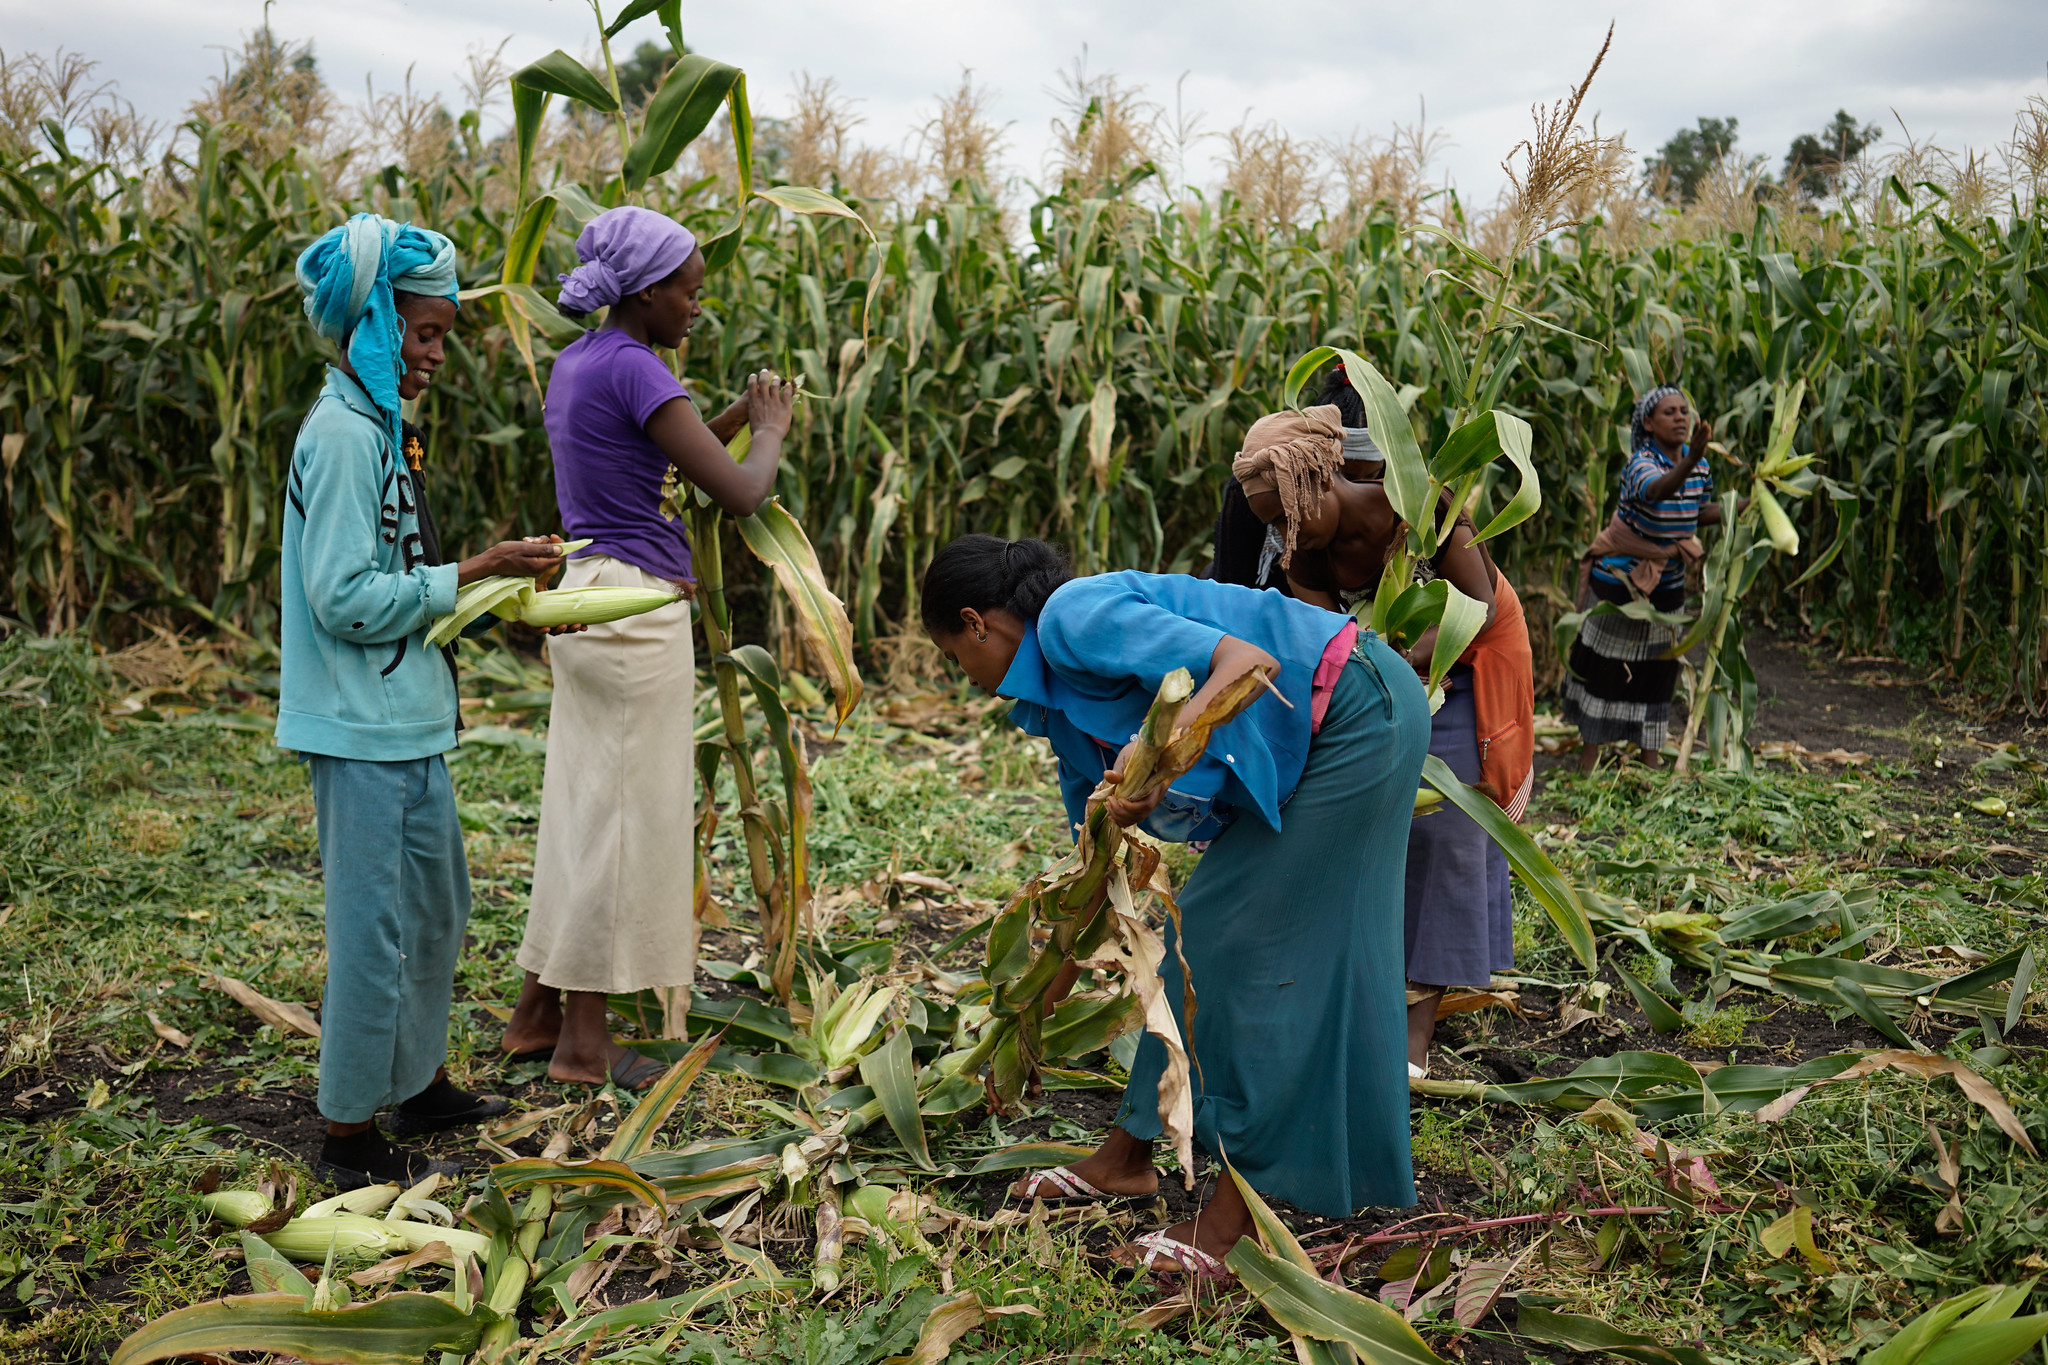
[1000,571,1351,842]
[276,367,462,760]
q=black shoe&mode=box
[385,1077,511,1138]
[316,1128,462,1190]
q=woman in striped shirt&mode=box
[1562,386,1723,770]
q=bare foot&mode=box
[1407,985,1444,1073]
[501,972,562,1056]
[547,1040,661,1088]
[544,990,662,1088]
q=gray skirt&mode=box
[1404,672,1513,988]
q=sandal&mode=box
[1010,1166,1157,1207]
[605,1048,667,1090]
[1121,1230,1233,1281]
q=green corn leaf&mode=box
[1614,960,1685,1034]
[964,1142,1095,1176]
[1378,579,1447,652]
[1865,1284,2012,1365]
[2006,946,2036,1034]
[602,0,671,37]
[510,50,619,113]
[111,1292,486,1365]
[1466,411,1539,545]
[490,1158,668,1211]
[510,85,549,204]
[1420,754,1596,971]
[456,282,588,344]
[1831,977,1924,1050]
[985,899,1034,984]
[602,1031,720,1161]
[1915,1316,2048,1365]
[859,1027,934,1171]
[1280,345,1339,412]
[501,196,556,289]
[623,54,743,190]
[735,499,862,729]
[1514,1305,1712,1365]
[1426,580,1488,706]
[240,1233,313,1299]
[1335,349,1432,538]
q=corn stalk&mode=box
[955,664,1273,1179]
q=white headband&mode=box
[1341,427,1383,463]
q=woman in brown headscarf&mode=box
[1227,399,1533,1078]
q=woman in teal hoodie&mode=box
[279,214,566,1188]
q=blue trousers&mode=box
[308,754,470,1123]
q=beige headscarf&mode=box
[1230,405,1346,566]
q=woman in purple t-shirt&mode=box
[502,206,795,1088]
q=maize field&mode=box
[4,44,2048,706]
[6,20,2048,1365]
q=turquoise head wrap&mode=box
[296,213,460,454]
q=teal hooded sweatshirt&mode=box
[275,367,461,760]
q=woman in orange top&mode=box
[1217,375,1533,1078]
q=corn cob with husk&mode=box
[198,1189,273,1228]
[260,1213,407,1262]
[424,539,679,646]
[1749,379,1812,556]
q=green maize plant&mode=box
[6,48,2048,709]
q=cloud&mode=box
[4,0,2043,198]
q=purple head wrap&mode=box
[557,206,698,314]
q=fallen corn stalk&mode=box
[958,664,1273,1183]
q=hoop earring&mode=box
[974,629,987,643]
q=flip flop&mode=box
[1010,1166,1157,1207]
[606,1049,667,1090]
[1121,1230,1232,1281]
[504,1046,556,1064]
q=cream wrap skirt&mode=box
[520,554,696,995]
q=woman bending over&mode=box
[924,535,1428,1277]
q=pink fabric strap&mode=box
[1309,620,1359,734]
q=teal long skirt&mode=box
[1116,634,1430,1216]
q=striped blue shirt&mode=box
[1592,445,1714,592]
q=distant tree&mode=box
[1644,116,1742,202]
[610,41,674,106]
[1785,110,1883,198]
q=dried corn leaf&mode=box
[1077,866,1193,1187]
[208,975,319,1039]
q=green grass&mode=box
[4,632,2048,1362]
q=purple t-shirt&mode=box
[545,328,694,581]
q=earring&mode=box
[974,629,987,642]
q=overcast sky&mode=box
[7,0,2046,200]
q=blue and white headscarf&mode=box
[296,214,460,454]
[1629,384,1688,455]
